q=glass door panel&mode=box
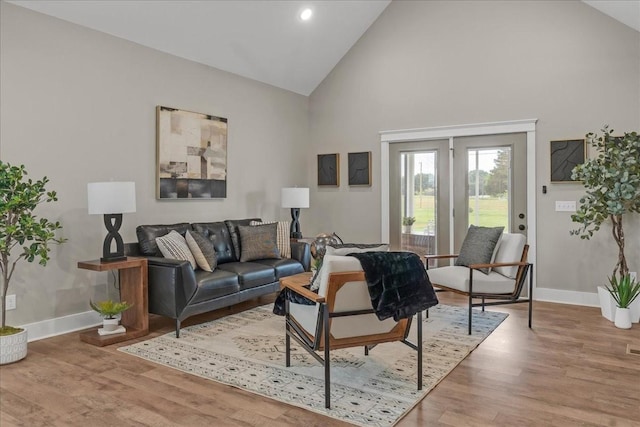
[389,139,449,267]
[400,151,437,260]
[467,147,510,229]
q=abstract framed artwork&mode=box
[348,151,372,186]
[156,106,228,199]
[317,153,340,187]
[550,139,586,183]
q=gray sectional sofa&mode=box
[125,218,311,337]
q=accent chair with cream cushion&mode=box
[426,232,533,334]
[283,254,423,409]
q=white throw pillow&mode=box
[311,243,389,291]
[156,230,197,269]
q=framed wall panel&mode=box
[317,153,340,187]
[550,139,585,183]
[348,151,372,186]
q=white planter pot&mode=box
[403,226,413,234]
[103,318,119,332]
[0,328,28,365]
[629,297,640,324]
[614,307,632,329]
[597,286,616,322]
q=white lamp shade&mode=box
[281,187,309,208]
[88,182,136,214]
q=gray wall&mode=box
[0,2,309,326]
[307,0,640,294]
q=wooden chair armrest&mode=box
[424,254,459,260]
[469,261,528,270]
[283,281,325,303]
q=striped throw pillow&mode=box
[156,230,197,269]
[250,220,290,258]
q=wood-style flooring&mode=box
[1,293,639,426]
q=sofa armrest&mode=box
[146,256,197,319]
[291,241,311,272]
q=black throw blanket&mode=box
[349,252,438,321]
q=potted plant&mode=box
[0,162,65,364]
[570,126,640,324]
[90,299,132,333]
[606,275,640,329]
[402,216,416,234]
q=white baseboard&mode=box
[535,287,600,307]
[21,310,102,342]
[19,288,598,342]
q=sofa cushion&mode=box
[191,222,235,264]
[136,223,191,256]
[455,225,504,274]
[217,262,276,290]
[253,258,304,279]
[238,223,280,262]
[224,218,261,261]
[250,220,291,258]
[155,230,197,269]
[190,269,240,304]
[186,230,217,272]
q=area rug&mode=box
[119,305,507,426]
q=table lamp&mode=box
[88,182,136,262]
[281,187,309,238]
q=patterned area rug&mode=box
[119,305,507,426]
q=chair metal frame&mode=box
[283,271,423,409]
[426,244,533,335]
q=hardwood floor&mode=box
[1,293,639,426]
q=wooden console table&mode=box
[78,257,148,347]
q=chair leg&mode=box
[468,293,473,335]
[468,271,474,335]
[528,264,534,328]
[285,321,291,368]
[323,304,331,409]
[176,319,180,338]
[482,296,485,312]
[364,346,369,356]
[417,310,423,390]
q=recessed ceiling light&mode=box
[300,8,313,21]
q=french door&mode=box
[389,133,527,263]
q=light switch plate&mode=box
[555,201,576,212]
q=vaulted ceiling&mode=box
[8,1,639,96]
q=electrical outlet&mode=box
[555,201,576,212]
[5,294,16,310]
[631,272,638,281]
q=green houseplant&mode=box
[570,126,640,325]
[402,216,416,226]
[605,275,640,329]
[90,299,132,332]
[0,162,65,364]
[402,216,416,234]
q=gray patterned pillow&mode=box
[238,223,279,262]
[250,220,291,258]
[185,230,217,272]
[156,230,197,269]
[455,225,504,274]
